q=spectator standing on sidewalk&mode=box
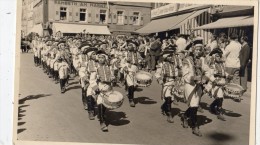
[149,36,162,71]
[239,36,252,92]
[223,33,241,85]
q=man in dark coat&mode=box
[239,36,252,92]
[149,36,162,71]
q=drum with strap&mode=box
[135,71,153,87]
[102,90,124,109]
[172,79,184,98]
[223,83,244,98]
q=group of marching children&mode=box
[32,36,71,93]
[154,37,237,137]
[30,33,244,136]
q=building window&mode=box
[80,8,87,21]
[99,9,107,24]
[60,7,67,20]
[133,12,140,25]
[117,11,124,25]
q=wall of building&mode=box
[33,1,44,25]
[108,4,151,35]
[46,0,151,35]
[21,0,27,37]
[21,0,35,35]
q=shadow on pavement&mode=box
[19,94,51,104]
[17,94,51,134]
[18,122,26,126]
[106,111,130,126]
[66,85,81,91]
[69,81,80,86]
[197,115,213,126]
[17,128,26,134]
[135,96,157,105]
[171,107,182,117]
[206,131,235,145]
[177,113,212,128]
[223,109,242,117]
[18,105,29,120]
[135,87,143,92]
[199,102,210,112]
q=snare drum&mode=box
[172,79,184,98]
[102,91,124,109]
[224,83,244,98]
[135,71,153,87]
[173,84,184,98]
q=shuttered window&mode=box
[60,7,67,20]
[100,9,107,24]
[133,12,140,25]
[117,11,124,25]
[80,8,87,22]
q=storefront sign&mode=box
[54,0,107,8]
[151,3,199,18]
[151,3,179,18]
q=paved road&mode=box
[17,53,252,145]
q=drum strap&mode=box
[212,86,222,98]
[186,84,200,106]
[162,85,170,99]
[161,80,175,99]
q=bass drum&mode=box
[135,71,153,87]
[102,91,124,109]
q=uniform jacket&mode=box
[182,56,209,107]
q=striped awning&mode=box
[193,16,254,30]
[52,23,111,35]
[135,11,195,34]
[171,8,209,30]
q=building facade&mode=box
[136,3,212,43]
[209,5,254,42]
[137,3,253,44]
[22,0,152,36]
[21,0,35,37]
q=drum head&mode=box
[225,83,244,92]
[135,71,153,87]
[135,71,152,80]
[106,91,124,102]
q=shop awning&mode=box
[27,24,43,36]
[192,16,254,30]
[135,11,195,34]
[171,8,208,30]
[52,23,111,35]
[219,6,253,14]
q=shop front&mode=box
[135,4,212,44]
[192,6,254,44]
[51,22,111,36]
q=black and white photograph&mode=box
[13,0,258,145]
